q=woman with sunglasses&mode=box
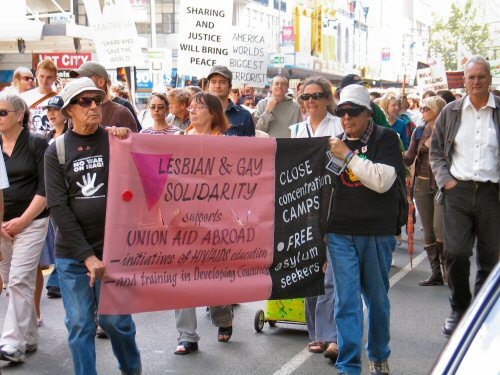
[174,93,230,355]
[0,92,49,363]
[404,96,447,287]
[140,93,179,135]
[289,76,342,361]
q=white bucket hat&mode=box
[60,77,105,118]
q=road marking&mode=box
[389,251,427,288]
[273,348,313,375]
[272,250,428,375]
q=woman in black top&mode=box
[0,92,49,363]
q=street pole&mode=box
[151,0,157,49]
[278,0,282,75]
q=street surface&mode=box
[1,228,462,375]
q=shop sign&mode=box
[34,53,92,70]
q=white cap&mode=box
[337,84,371,111]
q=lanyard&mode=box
[306,123,313,138]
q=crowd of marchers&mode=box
[0,55,498,375]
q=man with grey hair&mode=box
[44,77,141,375]
[430,55,500,337]
[70,62,139,132]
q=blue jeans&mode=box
[56,258,141,375]
[327,234,392,375]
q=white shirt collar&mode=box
[463,93,496,110]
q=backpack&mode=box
[373,126,408,228]
[55,134,69,188]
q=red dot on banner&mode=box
[122,190,133,201]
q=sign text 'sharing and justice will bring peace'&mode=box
[99,135,333,314]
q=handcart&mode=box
[254,298,306,332]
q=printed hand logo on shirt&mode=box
[77,173,104,197]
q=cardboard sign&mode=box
[33,53,92,70]
[229,27,269,88]
[98,135,332,315]
[177,0,233,77]
[83,0,143,68]
[416,65,448,91]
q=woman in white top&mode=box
[289,77,342,138]
[289,76,342,361]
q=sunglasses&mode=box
[335,107,366,117]
[300,92,327,101]
[22,76,35,82]
[0,110,17,117]
[69,96,103,107]
[149,104,167,110]
[420,106,431,113]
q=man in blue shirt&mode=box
[207,65,255,137]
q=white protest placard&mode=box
[177,0,233,77]
[416,65,448,92]
[229,27,269,88]
[83,0,143,69]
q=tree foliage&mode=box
[430,0,490,70]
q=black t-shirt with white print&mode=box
[45,126,109,261]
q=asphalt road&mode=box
[0,229,462,375]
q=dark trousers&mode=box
[443,180,500,311]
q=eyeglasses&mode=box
[187,105,208,112]
[69,96,103,107]
[300,92,327,101]
[21,76,35,82]
[335,106,366,118]
[420,106,431,113]
[149,104,167,110]
[0,110,17,117]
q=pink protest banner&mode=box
[99,134,276,314]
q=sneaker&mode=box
[47,286,61,298]
[0,345,25,363]
[96,325,108,339]
[26,343,38,353]
[369,360,390,375]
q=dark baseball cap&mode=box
[69,61,109,80]
[43,95,64,110]
[339,74,368,90]
[207,65,232,83]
